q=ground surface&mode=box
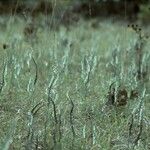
[0,16,150,150]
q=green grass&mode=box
[0,16,150,150]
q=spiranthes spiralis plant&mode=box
[25,101,44,150]
[46,74,62,149]
[81,53,96,99]
[32,57,38,86]
[66,92,76,149]
[27,57,38,94]
[49,93,62,149]
[128,88,146,149]
[59,47,70,75]
[44,74,58,148]
[111,47,120,78]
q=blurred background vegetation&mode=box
[0,0,149,24]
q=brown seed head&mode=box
[116,88,128,106]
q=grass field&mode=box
[0,16,150,150]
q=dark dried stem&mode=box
[0,61,6,93]
[70,99,75,137]
[58,113,62,142]
[31,102,44,117]
[32,57,38,86]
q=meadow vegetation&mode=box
[0,9,150,150]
